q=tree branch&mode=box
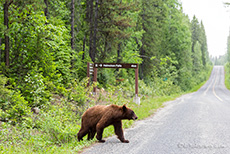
[8,0,13,7]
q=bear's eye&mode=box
[131,111,134,115]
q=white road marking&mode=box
[204,68,216,96]
[203,67,223,102]
[203,76,215,96]
[212,68,223,102]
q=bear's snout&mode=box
[133,116,138,120]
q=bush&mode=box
[21,70,51,108]
[38,104,81,145]
[0,75,31,124]
[67,78,93,107]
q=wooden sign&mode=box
[94,63,138,69]
[87,63,139,99]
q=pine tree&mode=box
[163,0,193,89]
[200,21,208,67]
[139,0,167,79]
[86,0,140,62]
[227,29,230,63]
[191,16,201,53]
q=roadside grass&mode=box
[0,93,182,154]
[189,80,206,93]
[189,65,213,93]
[225,64,230,90]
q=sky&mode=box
[179,0,230,57]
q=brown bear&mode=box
[77,104,138,143]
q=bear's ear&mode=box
[122,105,127,112]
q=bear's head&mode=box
[122,105,138,120]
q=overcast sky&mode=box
[179,0,230,57]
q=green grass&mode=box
[189,80,206,93]
[188,65,213,93]
[225,64,230,90]
[0,93,182,154]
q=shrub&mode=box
[38,105,80,145]
[21,70,51,108]
[0,75,31,124]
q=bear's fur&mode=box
[77,104,138,143]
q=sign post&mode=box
[133,64,140,105]
[135,64,138,95]
[91,63,140,105]
[93,66,97,94]
[87,63,94,87]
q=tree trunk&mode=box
[117,42,122,63]
[44,0,49,18]
[92,0,98,62]
[139,46,145,80]
[116,1,122,65]
[82,35,86,60]
[116,42,122,72]
[89,0,94,62]
[71,0,75,50]
[139,7,146,80]
[0,38,1,63]
[4,0,13,67]
[103,36,108,62]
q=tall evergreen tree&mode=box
[139,0,167,79]
[86,0,140,63]
[193,41,203,72]
[191,16,200,53]
[200,21,208,67]
[227,29,230,63]
[190,16,210,74]
[163,0,193,89]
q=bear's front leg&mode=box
[113,121,129,143]
[96,123,105,143]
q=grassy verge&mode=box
[0,93,182,154]
[189,65,213,93]
[225,64,230,90]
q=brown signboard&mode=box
[94,63,138,69]
[88,63,139,98]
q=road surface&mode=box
[82,66,230,154]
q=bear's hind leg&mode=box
[87,128,96,140]
[87,128,91,140]
[87,127,96,140]
[90,127,96,140]
[77,128,89,141]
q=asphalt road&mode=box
[81,66,230,154]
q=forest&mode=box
[0,0,212,153]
